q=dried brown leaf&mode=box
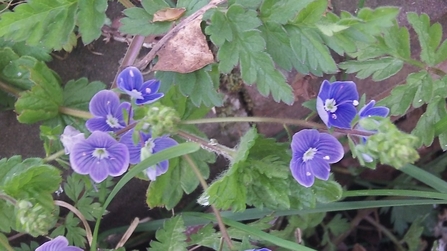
[152,18,214,73]
[153,7,186,22]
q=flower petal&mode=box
[329,103,357,129]
[106,143,129,176]
[89,90,120,117]
[316,97,329,127]
[70,141,95,174]
[310,158,331,180]
[315,132,344,164]
[290,159,314,187]
[291,129,319,155]
[113,101,132,123]
[317,80,332,101]
[117,66,144,93]
[119,129,150,164]
[36,236,70,251]
[153,136,178,153]
[328,81,358,104]
[359,100,389,118]
[89,161,110,183]
[135,93,164,105]
[142,79,161,93]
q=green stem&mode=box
[59,107,92,119]
[343,189,447,200]
[177,130,236,159]
[0,80,21,97]
[428,66,447,77]
[117,0,134,8]
[0,235,14,251]
[183,155,234,250]
[43,150,65,163]
[182,117,373,136]
[364,216,405,251]
[400,164,447,193]
[0,193,17,205]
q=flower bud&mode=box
[15,200,55,237]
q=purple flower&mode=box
[245,249,271,251]
[119,129,177,181]
[86,90,131,133]
[316,80,359,129]
[36,236,82,251]
[70,131,129,183]
[290,129,343,187]
[60,125,85,154]
[117,66,164,105]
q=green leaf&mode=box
[179,149,213,194]
[356,7,400,35]
[0,200,15,233]
[77,0,108,44]
[383,24,411,59]
[176,0,208,16]
[259,22,295,71]
[120,0,173,36]
[0,157,61,210]
[13,241,40,251]
[51,212,87,248]
[0,0,78,50]
[412,98,447,147]
[286,25,337,75]
[407,13,440,66]
[0,49,34,91]
[14,58,63,123]
[228,127,258,175]
[402,215,426,251]
[62,78,105,110]
[312,179,343,203]
[150,216,187,251]
[339,57,404,81]
[389,205,432,235]
[293,0,327,25]
[0,39,51,61]
[205,172,247,211]
[260,0,313,24]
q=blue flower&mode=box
[117,66,164,105]
[356,100,389,162]
[86,90,132,133]
[245,249,271,251]
[36,236,82,251]
[60,125,85,154]
[70,131,129,183]
[316,80,359,129]
[119,129,178,181]
[290,129,343,187]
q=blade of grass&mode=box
[342,189,447,200]
[400,164,447,193]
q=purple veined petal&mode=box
[290,159,314,187]
[328,103,357,129]
[87,131,117,147]
[70,141,95,174]
[86,117,114,133]
[141,79,161,94]
[316,97,329,127]
[153,136,178,153]
[135,93,165,105]
[317,80,332,101]
[89,162,110,183]
[146,161,169,181]
[327,81,359,104]
[105,143,130,176]
[36,236,68,251]
[117,66,144,94]
[113,101,132,124]
[89,90,121,117]
[119,129,151,164]
[64,247,85,251]
[60,126,85,154]
[310,158,331,180]
[291,129,319,155]
[314,133,344,164]
[359,100,389,118]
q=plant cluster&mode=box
[1,0,447,251]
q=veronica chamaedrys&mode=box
[290,129,344,187]
[245,248,271,251]
[316,80,359,129]
[119,129,177,181]
[70,131,129,183]
[357,100,390,162]
[60,125,85,154]
[117,66,164,105]
[36,236,82,251]
[86,90,131,133]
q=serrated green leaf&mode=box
[339,57,403,81]
[188,224,223,250]
[407,13,439,65]
[62,78,105,110]
[0,0,78,50]
[326,214,350,236]
[228,127,258,175]
[390,205,432,235]
[120,3,171,36]
[77,0,107,44]
[13,241,40,251]
[15,59,63,123]
[312,179,343,203]
[228,0,262,8]
[206,173,247,211]
[435,40,447,65]
[0,200,15,233]
[287,25,337,75]
[51,212,87,248]
[0,48,36,91]
[356,7,399,35]
[177,0,208,16]
[402,215,426,251]
[412,98,447,147]
[226,4,261,32]
[0,39,51,61]
[293,0,327,24]
[179,149,213,194]
[260,0,313,24]
[150,216,187,251]
[383,25,411,59]
[260,22,295,71]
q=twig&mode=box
[54,200,93,246]
[177,130,236,159]
[364,215,405,251]
[183,155,234,250]
[115,218,140,249]
[134,0,227,70]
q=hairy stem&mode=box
[111,35,145,89]
[177,130,236,159]
[43,150,65,163]
[58,107,93,119]
[183,155,234,250]
[55,200,93,246]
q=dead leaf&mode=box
[152,18,214,73]
[352,244,367,251]
[153,8,186,22]
[290,72,315,101]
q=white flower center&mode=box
[130,89,144,99]
[93,148,109,159]
[140,139,155,161]
[303,147,317,162]
[324,99,337,113]
[106,114,121,128]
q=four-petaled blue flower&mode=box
[290,129,344,187]
[36,236,82,251]
[117,66,164,105]
[316,80,359,129]
[70,131,129,183]
[119,129,178,181]
[86,90,131,133]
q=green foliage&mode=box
[149,216,187,251]
[0,39,51,62]
[0,0,108,49]
[339,57,403,81]
[321,214,350,250]
[13,241,39,251]
[14,58,63,123]
[51,212,87,248]
[402,215,426,251]
[63,78,105,110]
[0,200,14,233]
[386,205,432,236]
